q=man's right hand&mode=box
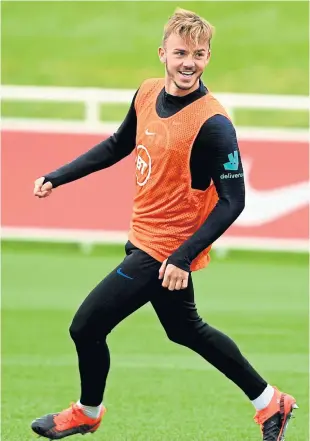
[34,177,53,198]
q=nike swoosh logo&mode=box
[235,159,309,226]
[145,129,156,136]
[116,268,134,280]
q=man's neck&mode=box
[164,78,200,97]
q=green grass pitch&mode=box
[1,243,309,440]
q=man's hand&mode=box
[34,177,53,198]
[158,259,189,291]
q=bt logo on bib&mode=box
[136,145,152,186]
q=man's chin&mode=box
[174,80,197,91]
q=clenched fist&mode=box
[34,177,53,198]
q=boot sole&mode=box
[278,403,298,441]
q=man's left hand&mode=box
[158,259,189,291]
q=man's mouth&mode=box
[179,71,195,78]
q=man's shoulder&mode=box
[135,79,165,108]
[203,113,236,133]
[198,114,237,143]
[141,77,165,85]
[138,78,165,93]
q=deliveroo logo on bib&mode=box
[221,150,243,179]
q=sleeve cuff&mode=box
[167,255,191,273]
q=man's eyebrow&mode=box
[173,48,207,53]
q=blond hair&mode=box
[163,8,214,48]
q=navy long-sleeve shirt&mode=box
[44,81,245,271]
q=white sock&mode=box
[251,385,275,410]
[77,400,102,419]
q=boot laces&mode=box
[254,409,269,425]
[54,403,81,428]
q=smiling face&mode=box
[158,8,213,97]
[159,33,211,96]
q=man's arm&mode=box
[43,91,138,188]
[167,114,245,272]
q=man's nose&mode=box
[182,56,195,69]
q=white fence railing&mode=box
[1,85,309,126]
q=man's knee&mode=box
[166,329,187,345]
[165,327,194,346]
[69,313,90,342]
[165,320,210,346]
[69,305,116,343]
[69,309,105,343]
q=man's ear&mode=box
[205,49,211,66]
[158,46,166,64]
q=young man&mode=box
[31,8,297,441]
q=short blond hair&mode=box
[163,8,214,48]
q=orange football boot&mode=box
[31,403,106,439]
[254,387,298,441]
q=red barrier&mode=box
[2,130,309,246]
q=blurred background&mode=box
[1,2,309,441]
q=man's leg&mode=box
[31,242,161,439]
[69,242,160,406]
[150,276,297,440]
[151,275,267,399]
